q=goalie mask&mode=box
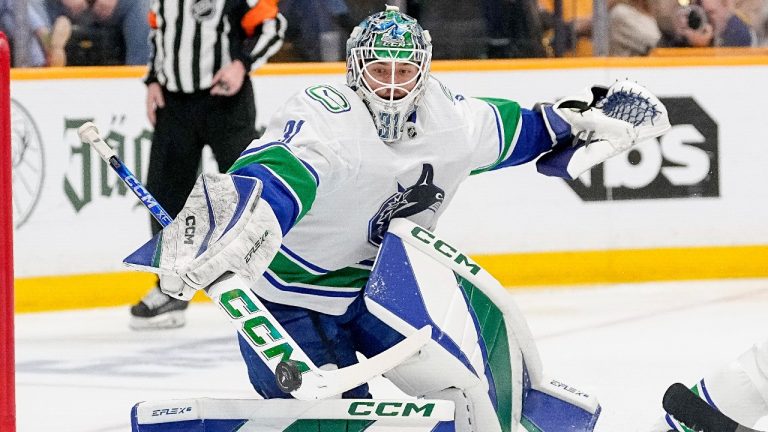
[346,5,432,143]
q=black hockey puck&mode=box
[275,360,303,393]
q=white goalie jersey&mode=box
[228,77,555,315]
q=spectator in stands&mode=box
[659,0,755,48]
[0,0,56,66]
[280,0,354,61]
[734,0,765,44]
[698,0,756,46]
[655,0,714,47]
[735,0,763,28]
[608,0,661,56]
[46,0,150,65]
[568,0,661,56]
[481,0,546,58]
[655,0,688,47]
[761,4,768,45]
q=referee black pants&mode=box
[146,79,258,235]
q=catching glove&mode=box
[537,80,671,180]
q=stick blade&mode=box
[291,325,432,400]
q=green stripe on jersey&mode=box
[458,275,513,432]
[269,251,371,289]
[229,146,317,222]
[471,98,522,175]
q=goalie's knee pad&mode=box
[366,219,601,431]
[366,219,544,431]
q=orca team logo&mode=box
[191,0,215,21]
[566,97,719,201]
[368,164,444,246]
[11,99,45,228]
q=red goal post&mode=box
[0,32,15,432]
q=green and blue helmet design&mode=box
[346,5,432,143]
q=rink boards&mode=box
[9,57,768,311]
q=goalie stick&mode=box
[77,122,431,400]
[662,383,760,432]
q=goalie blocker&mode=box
[131,220,600,432]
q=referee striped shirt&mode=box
[146,0,285,93]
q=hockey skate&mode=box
[129,286,189,330]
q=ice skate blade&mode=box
[129,311,186,330]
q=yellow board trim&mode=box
[13,245,768,313]
[473,245,768,287]
[10,55,768,80]
[14,272,209,313]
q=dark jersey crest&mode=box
[368,164,445,246]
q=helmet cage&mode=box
[346,8,432,142]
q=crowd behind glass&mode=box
[2,0,767,68]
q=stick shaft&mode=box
[77,122,318,391]
[109,155,174,227]
[78,122,173,226]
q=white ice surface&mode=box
[15,279,768,431]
